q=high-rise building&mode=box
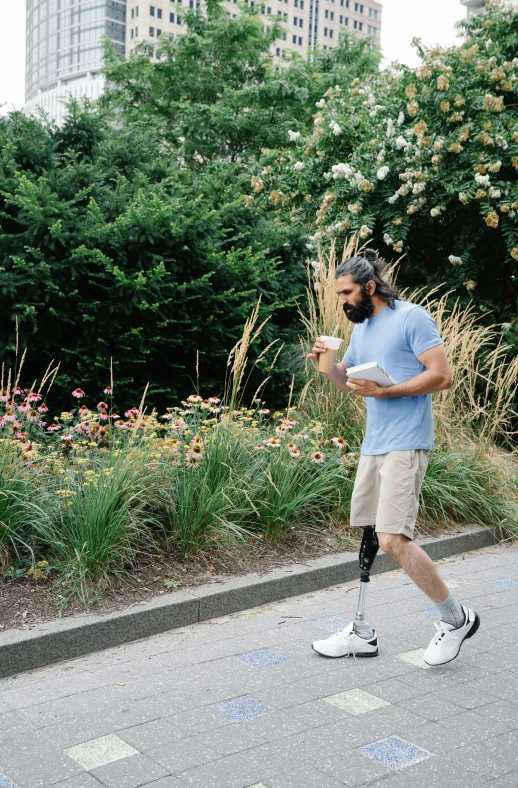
[25,1,127,124]
[460,0,485,16]
[127,0,381,61]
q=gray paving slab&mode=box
[0,544,517,788]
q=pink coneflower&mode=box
[72,388,85,399]
[187,394,202,403]
[209,406,221,414]
[287,442,297,450]
[47,423,62,432]
[114,420,126,429]
[255,443,266,450]
[259,409,270,415]
[185,452,202,464]
[97,402,108,411]
[110,412,120,419]
[280,417,297,425]
[13,387,23,397]
[4,409,17,422]
[16,432,27,441]
[27,409,39,422]
[208,397,221,404]
[61,433,73,441]
[189,445,203,455]
[331,437,346,448]
[311,451,325,463]
[99,409,109,421]
[0,388,7,402]
[276,424,292,433]
[191,436,204,446]
[265,437,280,447]
[39,420,47,428]
[28,392,42,403]
[161,413,173,420]
[17,401,29,414]
[103,386,113,395]
[37,402,49,413]
[289,448,301,458]
[125,408,139,418]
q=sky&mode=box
[0,0,467,114]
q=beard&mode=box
[343,291,375,324]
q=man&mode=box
[308,248,480,666]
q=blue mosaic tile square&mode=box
[0,774,18,788]
[236,648,289,668]
[311,616,351,631]
[358,736,433,771]
[492,578,518,589]
[212,695,274,721]
[421,607,440,618]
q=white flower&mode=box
[383,233,393,245]
[459,192,469,205]
[475,173,491,187]
[430,207,441,217]
[448,255,463,266]
[496,135,509,149]
[387,193,399,204]
[315,99,326,109]
[386,118,395,138]
[502,322,512,332]
[332,163,353,179]
[510,210,517,218]
[488,160,502,173]
[359,225,373,239]
[332,123,342,136]
[348,202,362,215]
[433,139,444,152]
[397,112,405,126]
[288,130,301,142]
[486,38,492,50]
[178,136,185,143]
[489,187,501,198]
[376,149,385,164]
[377,166,390,180]
[293,161,305,171]
[353,171,366,187]
[396,135,409,150]
[413,182,426,194]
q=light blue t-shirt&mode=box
[343,300,443,456]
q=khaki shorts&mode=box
[350,450,430,540]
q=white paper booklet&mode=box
[345,361,396,387]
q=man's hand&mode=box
[307,337,329,362]
[345,378,386,398]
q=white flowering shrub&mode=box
[260,1,518,327]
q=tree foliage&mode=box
[261,0,518,333]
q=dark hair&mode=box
[335,248,401,309]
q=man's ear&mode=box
[366,280,376,296]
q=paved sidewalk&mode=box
[0,544,517,788]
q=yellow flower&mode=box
[416,66,432,79]
[464,280,477,292]
[437,75,449,90]
[440,101,451,113]
[361,181,373,192]
[453,95,465,107]
[500,205,510,214]
[482,94,505,112]
[478,132,494,146]
[251,176,264,193]
[475,189,487,200]
[512,157,518,170]
[511,248,518,261]
[405,83,418,99]
[304,194,312,202]
[513,132,518,143]
[392,217,403,225]
[245,195,254,207]
[448,143,463,154]
[413,121,427,136]
[407,101,419,117]
[485,211,499,228]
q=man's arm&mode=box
[345,344,453,399]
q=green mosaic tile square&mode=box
[396,648,430,669]
[64,733,139,771]
[323,688,390,715]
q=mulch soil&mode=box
[0,521,466,633]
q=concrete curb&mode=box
[0,525,497,678]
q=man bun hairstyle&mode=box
[335,248,401,309]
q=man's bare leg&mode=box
[376,533,449,603]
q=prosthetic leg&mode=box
[355,525,379,625]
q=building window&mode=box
[150,5,155,15]
[324,9,328,17]
[340,0,349,5]
[300,0,304,7]
[368,7,377,18]
[282,31,287,38]
[294,15,298,24]
[177,15,182,23]
[157,7,162,18]
[329,28,333,37]
[157,28,162,35]
[298,35,302,45]
[324,26,328,35]
[149,25,155,35]
[354,2,363,11]
[353,19,362,29]
[170,11,174,21]
[292,33,297,43]
[131,7,134,17]
[276,46,281,54]
[330,10,334,19]
[294,0,298,6]
[367,24,376,34]
[131,27,134,37]
[299,17,303,25]
[267,5,272,12]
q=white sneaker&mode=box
[424,606,480,666]
[312,622,378,658]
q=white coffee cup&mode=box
[318,336,343,373]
